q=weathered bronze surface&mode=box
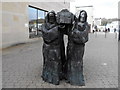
[41,9,89,86]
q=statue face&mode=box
[80,11,86,22]
[48,12,56,24]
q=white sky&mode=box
[70,0,120,19]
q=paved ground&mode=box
[2,32,118,88]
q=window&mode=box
[28,6,48,38]
[38,10,45,29]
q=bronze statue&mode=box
[56,9,75,79]
[66,10,90,86]
[41,9,89,86]
[41,11,62,85]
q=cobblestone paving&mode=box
[2,32,118,88]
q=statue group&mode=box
[41,9,90,86]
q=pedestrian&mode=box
[114,28,116,33]
[114,28,117,38]
[105,28,107,38]
[93,30,95,33]
[108,28,110,32]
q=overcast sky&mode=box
[70,0,120,19]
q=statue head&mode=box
[78,10,87,23]
[46,10,56,24]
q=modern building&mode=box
[118,1,120,25]
[70,1,94,32]
[93,18,101,26]
[106,21,119,32]
[1,2,70,48]
[118,1,120,40]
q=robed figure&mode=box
[41,11,62,85]
[66,10,90,86]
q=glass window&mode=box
[28,7,37,21]
[38,10,45,19]
[28,6,48,38]
[28,7,37,38]
[38,10,45,30]
[44,12,48,17]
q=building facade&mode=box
[118,1,120,26]
[2,2,70,48]
[118,1,120,40]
